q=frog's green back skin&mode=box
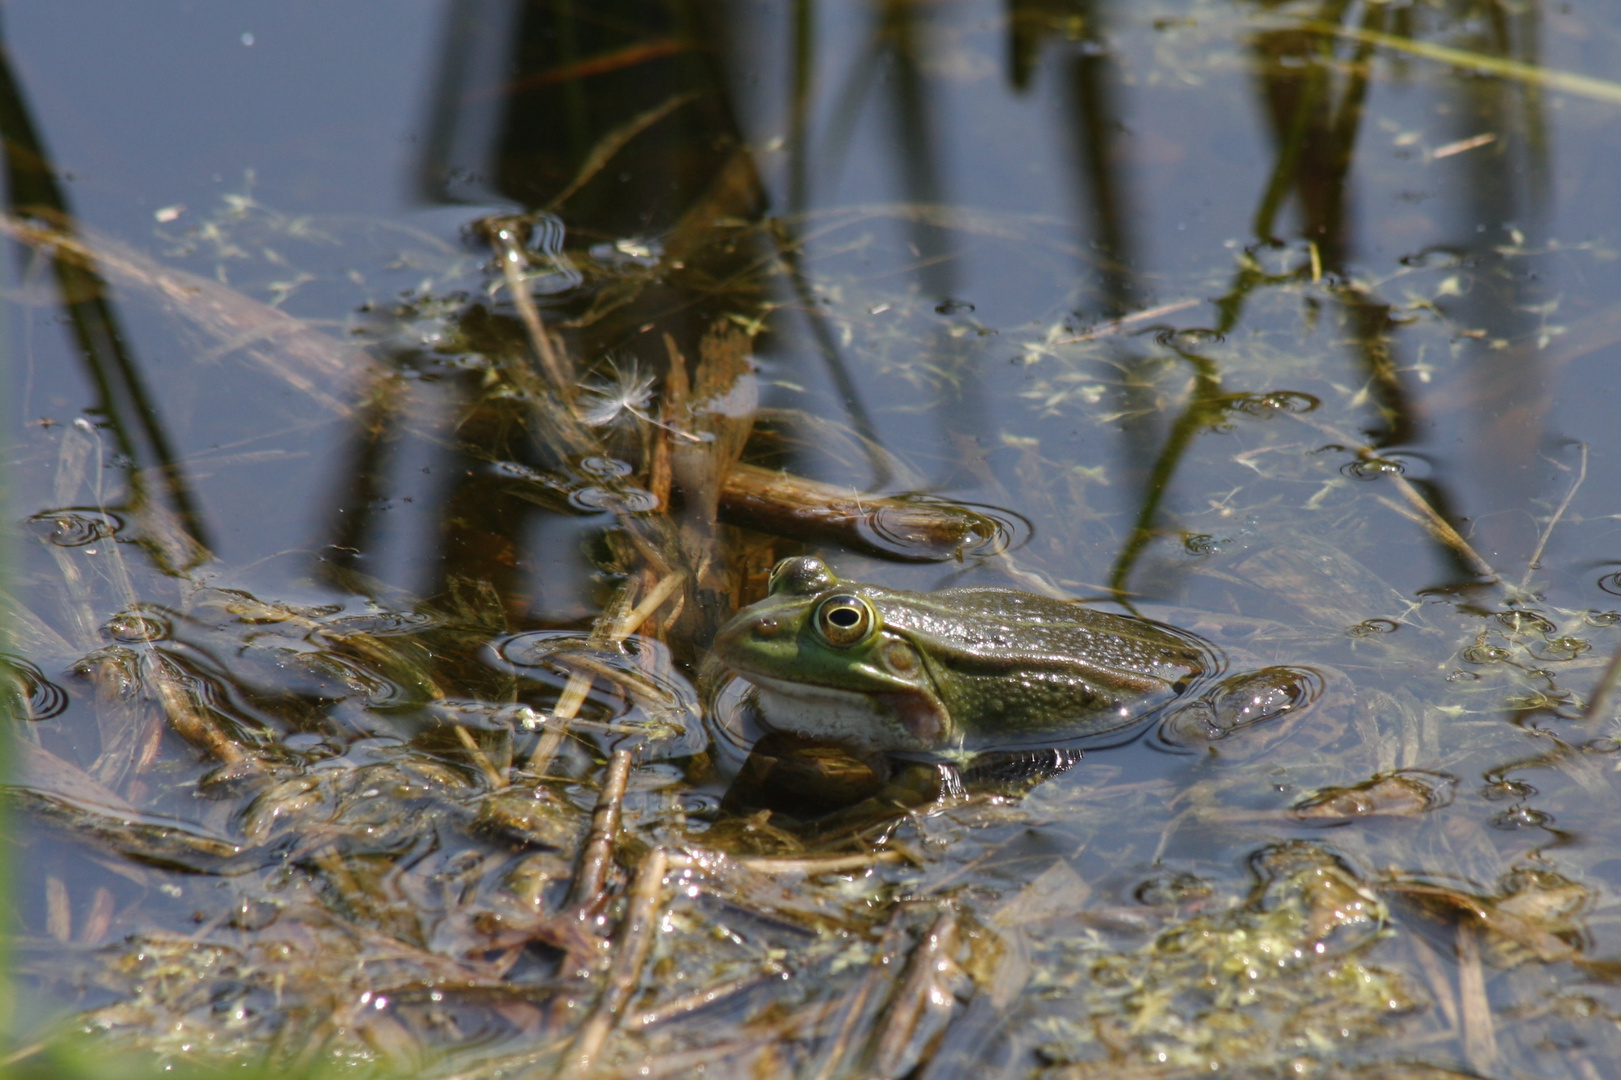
[712,557,1219,755]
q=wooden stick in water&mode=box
[568,749,634,911]
[718,462,992,562]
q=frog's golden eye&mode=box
[814,594,876,647]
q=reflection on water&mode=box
[8,0,1621,1076]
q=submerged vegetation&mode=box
[7,0,1621,1077]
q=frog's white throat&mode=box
[744,673,943,754]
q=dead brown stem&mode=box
[733,851,906,875]
[1582,641,1621,724]
[555,846,670,1078]
[809,910,910,1080]
[147,653,250,772]
[453,724,507,789]
[624,964,783,1031]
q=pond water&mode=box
[7,2,1621,1077]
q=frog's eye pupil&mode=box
[815,595,874,646]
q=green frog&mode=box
[712,556,1225,756]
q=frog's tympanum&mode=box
[712,556,1220,755]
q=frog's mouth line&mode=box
[736,671,948,749]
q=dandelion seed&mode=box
[578,363,656,428]
[576,360,704,442]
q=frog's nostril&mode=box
[753,616,780,639]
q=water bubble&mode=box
[857,497,1026,561]
[1460,644,1510,664]
[1292,770,1456,821]
[319,658,410,707]
[1536,636,1590,661]
[103,611,172,643]
[1153,327,1225,348]
[1585,611,1621,627]
[1481,778,1537,801]
[489,631,703,755]
[1157,666,1323,748]
[1346,618,1399,637]
[1490,806,1552,830]
[1496,610,1556,635]
[568,485,660,513]
[1599,572,1621,596]
[1182,533,1223,556]
[322,611,440,637]
[1134,872,1213,906]
[1341,456,1405,480]
[934,299,975,315]
[1224,390,1320,418]
[2,653,69,720]
[576,455,634,480]
[28,508,123,547]
[678,791,720,818]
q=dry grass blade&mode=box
[1583,642,1621,723]
[0,215,363,413]
[732,851,906,875]
[485,219,572,394]
[555,846,670,1078]
[525,572,685,771]
[1520,442,1587,592]
[870,909,959,1077]
[1455,921,1498,1074]
[1301,20,1621,107]
[545,92,700,213]
[568,748,634,911]
[1052,298,1201,344]
[1299,417,1496,580]
[44,875,71,942]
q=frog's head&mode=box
[712,556,951,754]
